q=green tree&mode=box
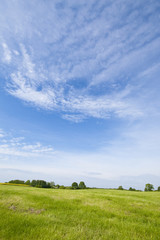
[31,180,37,187]
[118,186,123,190]
[79,181,86,189]
[50,181,55,188]
[157,186,160,191]
[25,180,31,185]
[36,180,48,188]
[144,183,154,191]
[129,187,136,191]
[9,180,25,184]
[72,182,78,189]
[47,182,51,188]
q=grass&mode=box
[0,185,160,240]
[0,183,30,187]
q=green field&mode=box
[0,185,160,240]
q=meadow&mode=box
[0,185,160,240]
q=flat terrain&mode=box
[0,185,160,240]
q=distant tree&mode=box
[129,187,136,191]
[79,181,86,189]
[50,181,55,188]
[72,182,79,189]
[157,186,160,191]
[47,182,51,188]
[55,184,60,189]
[144,183,154,191]
[31,180,51,188]
[25,180,31,185]
[9,180,25,184]
[118,186,123,190]
[31,180,37,187]
[37,180,48,188]
[59,185,65,189]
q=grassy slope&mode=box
[0,185,160,240]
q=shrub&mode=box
[59,185,65,189]
[65,186,73,189]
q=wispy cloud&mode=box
[0,130,55,158]
[2,42,12,63]
[0,0,160,121]
[0,125,160,189]
[62,114,86,123]
[0,129,5,138]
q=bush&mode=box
[65,186,73,189]
[59,185,65,189]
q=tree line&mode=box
[8,180,87,189]
[7,180,160,191]
[118,183,160,191]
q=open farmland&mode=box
[0,185,160,240]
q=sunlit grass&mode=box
[0,185,160,239]
[0,182,29,187]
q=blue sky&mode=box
[0,0,160,189]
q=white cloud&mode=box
[62,114,86,123]
[8,74,55,109]
[0,125,160,189]
[6,45,144,120]
[0,130,55,158]
[0,0,160,121]
[0,129,5,138]
[20,44,36,80]
[2,42,11,63]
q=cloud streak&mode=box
[0,0,160,121]
[0,130,55,158]
[0,124,160,189]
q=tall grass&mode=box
[0,183,30,187]
[0,185,160,239]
